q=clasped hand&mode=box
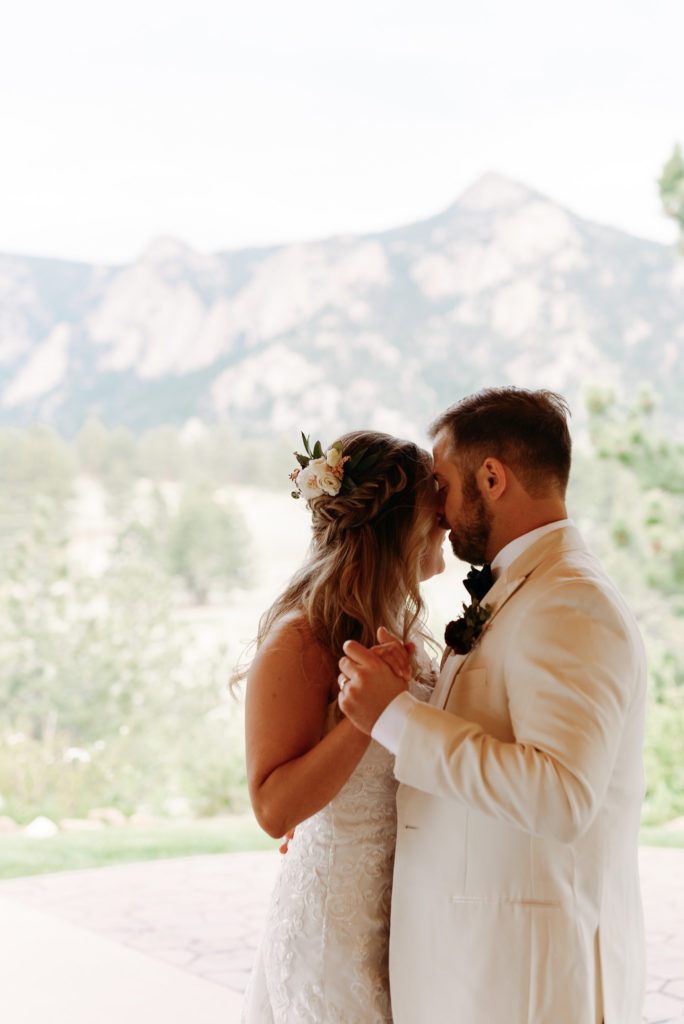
[337,626,412,734]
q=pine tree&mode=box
[658,143,684,251]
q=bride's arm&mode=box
[245,615,371,839]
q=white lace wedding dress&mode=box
[242,669,436,1024]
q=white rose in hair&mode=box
[317,469,343,496]
[326,445,342,468]
[297,464,324,498]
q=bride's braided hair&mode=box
[237,430,437,684]
[310,456,412,537]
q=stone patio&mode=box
[0,845,682,1022]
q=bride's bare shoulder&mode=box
[260,609,314,648]
[253,610,337,680]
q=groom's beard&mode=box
[448,476,492,566]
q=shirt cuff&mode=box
[371,690,419,755]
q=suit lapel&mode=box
[433,572,527,708]
[433,525,587,710]
[431,651,465,706]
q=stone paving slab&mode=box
[1,846,682,1022]
[0,892,243,1024]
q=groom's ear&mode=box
[477,457,507,501]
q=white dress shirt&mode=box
[371,518,573,754]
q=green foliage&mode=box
[0,494,247,822]
[184,427,292,489]
[0,425,76,517]
[71,418,293,492]
[642,690,684,825]
[73,418,137,507]
[638,827,684,849]
[0,424,256,825]
[585,385,684,587]
[0,817,277,880]
[583,387,684,824]
[135,425,187,480]
[166,485,251,603]
[658,142,684,251]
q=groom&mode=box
[338,387,646,1024]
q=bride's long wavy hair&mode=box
[232,430,437,686]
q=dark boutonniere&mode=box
[444,599,492,655]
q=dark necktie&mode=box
[463,563,493,602]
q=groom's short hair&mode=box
[429,387,572,497]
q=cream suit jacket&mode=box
[390,525,646,1024]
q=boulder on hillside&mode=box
[24,816,59,838]
[88,807,128,827]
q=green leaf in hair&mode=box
[355,451,380,474]
[301,432,313,458]
[348,447,368,471]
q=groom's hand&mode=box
[338,638,408,735]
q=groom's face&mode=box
[433,432,492,565]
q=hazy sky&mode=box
[1,0,682,264]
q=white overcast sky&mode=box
[1,0,682,264]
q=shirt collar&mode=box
[490,518,573,581]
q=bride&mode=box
[240,430,446,1024]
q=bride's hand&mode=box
[279,828,295,854]
[372,626,414,681]
[338,638,409,734]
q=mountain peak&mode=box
[2,176,682,438]
[455,173,538,213]
[139,236,195,266]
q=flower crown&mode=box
[290,432,379,500]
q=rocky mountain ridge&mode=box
[1,173,682,437]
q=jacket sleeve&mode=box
[394,580,645,843]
